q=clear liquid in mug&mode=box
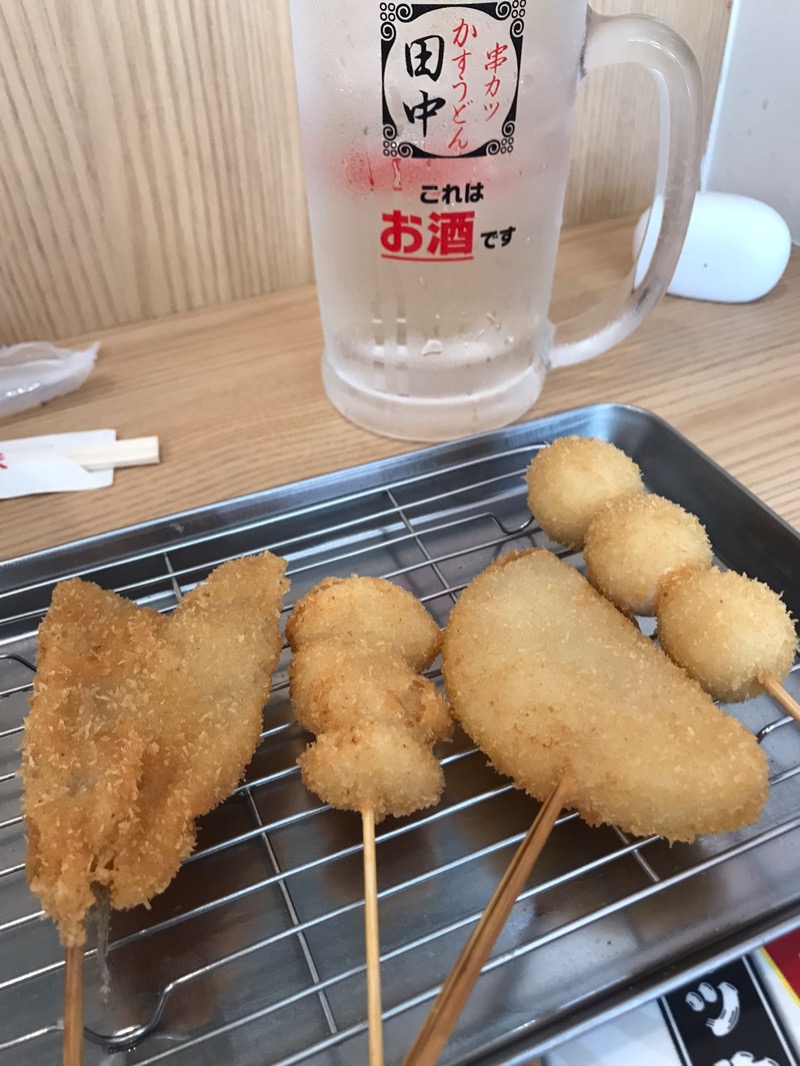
[292,2,588,438]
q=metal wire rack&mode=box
[1,405,799,1065]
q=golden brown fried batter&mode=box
[656,567,797,702]
[526,436,644,550]
[287,577,453,821]
[22,552,288,947]
[443,549,768,843]
[584,493,713,616]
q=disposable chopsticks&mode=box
[57,436,160,470]
[11,436,160,471]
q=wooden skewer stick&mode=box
[362,807,384,1066]
[760,673,800,724]
[403,775,571,1066]
[63,944,84,1066]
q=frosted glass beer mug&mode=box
[289,1,702,441]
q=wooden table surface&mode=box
[2,217,798,565]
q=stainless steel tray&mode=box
[2,403,799,1065]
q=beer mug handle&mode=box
[548,11,703,369]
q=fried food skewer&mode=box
[22,552,289,1061]
[444,549,767,842]
[424,548,769,1059]
[546,440,799,710]
[656,567,797,713]
[526,436,644,550]
[583,493,713,615]
[404,774,570,1066]
[533,436,797,712]
[433,550,772,1057]
[287,576,454,1066]
[527,437,714,618]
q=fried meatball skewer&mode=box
[526,436,644,550]
[286,576,453,1066]
[584,492,798,716]
[534,439,797,715]
[583,493,713,616]
[527,437,714,618]
[656,567,798,718]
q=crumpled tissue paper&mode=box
[0,342,98,417]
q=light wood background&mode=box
[0,1,731,345]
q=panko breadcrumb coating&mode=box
[287,577,452,821]
[22,552,288,947]
[443,549,768,843]
[656,567,797,702]
[526,436,644,550]
[584,494,713,615]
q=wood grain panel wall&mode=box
[0,1,730,344]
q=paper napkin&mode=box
[0,430,117,499]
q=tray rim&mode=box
[3,401,798,593]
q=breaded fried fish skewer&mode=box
[287,576,453,1066]
[22,552,288,1066]
[409,548,769,1063]
[445,549,767,840]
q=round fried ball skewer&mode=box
[584,494,713,616]
[656,567,797,703]
[287,576,452,819]
[287,575,453,1066]
[526,436,644,551]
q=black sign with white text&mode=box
[661,957,798,1066]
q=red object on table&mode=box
[763,928,800,1004]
